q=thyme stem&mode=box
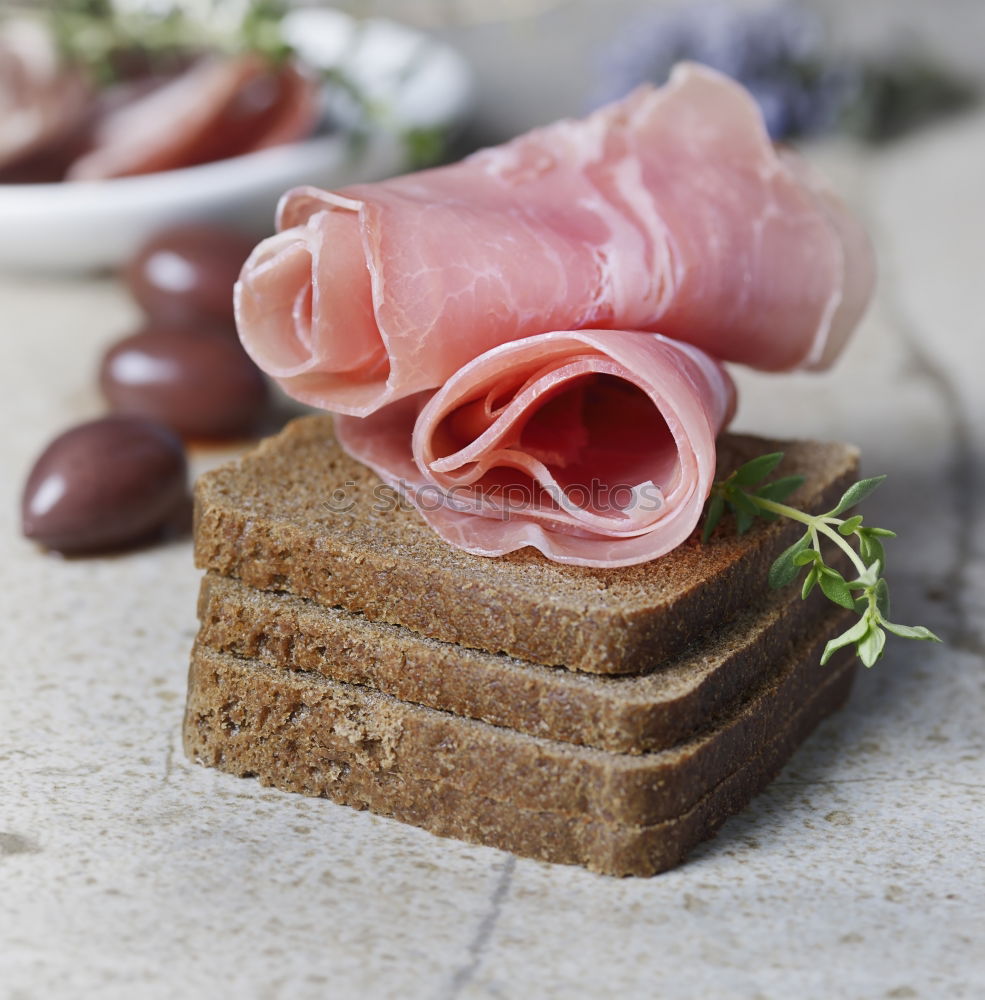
[703,451,941,666]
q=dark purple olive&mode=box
[99,326,269,439]
[124,224,256,325]
[21,416,187,554]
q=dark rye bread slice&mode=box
[184,650,856,877]
[193,416,859,674]
[185,605,850,827]
[197,571,837,754]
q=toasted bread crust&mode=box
[185,602,850,828]
[196,572,842,754]
[193,416,859,674]
[183,646,855,877]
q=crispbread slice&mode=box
[197,571,837,754]
[185,602,850,828]
[183,648,855,877]
[193,415,858,674]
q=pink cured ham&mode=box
[236,62,874,418]
[0,19,92,172]
[67,54,319,181]
[335,330,735,568]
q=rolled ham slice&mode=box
[237,61,874,417]
[335,330,735,568]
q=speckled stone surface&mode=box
[3,31,985,1000]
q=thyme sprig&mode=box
[702,452,941,667]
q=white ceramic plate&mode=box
[0,8,474,273]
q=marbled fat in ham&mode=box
[336,331,735,567]
[236,62,874,417]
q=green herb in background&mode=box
[702,453,941,667]
[30,0,453,168]
[403,126,448,169]
[239,0,293,65]
[46,0,292,82]
[840,57,977,144]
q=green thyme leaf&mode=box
[756,475,805,503]
[818,568,857,610]
[881,621,941,642]
[858,625,887,667]
[729,491,759,535]
[802,565,819,600]
[873,578,891,617]
[732,452,784,487]
[728,491,759,516]
[838,514,864,535]
[821,616,871,665]
[768,533,811,589]
[848,562,881,590]
[702,493,725,543]
[828,476,887,516]
[858,531,886,570]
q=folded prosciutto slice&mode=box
[335,330,735,567]
[237,61,874,417]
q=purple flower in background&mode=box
[591,2,858,139]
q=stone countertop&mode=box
[2,109,985,1000]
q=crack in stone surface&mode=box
[440,856,516,1000]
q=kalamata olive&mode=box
[21,416,187,554]
[99,326,269,438]
[124,224,255,325]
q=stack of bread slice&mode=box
[184,415,860,876]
